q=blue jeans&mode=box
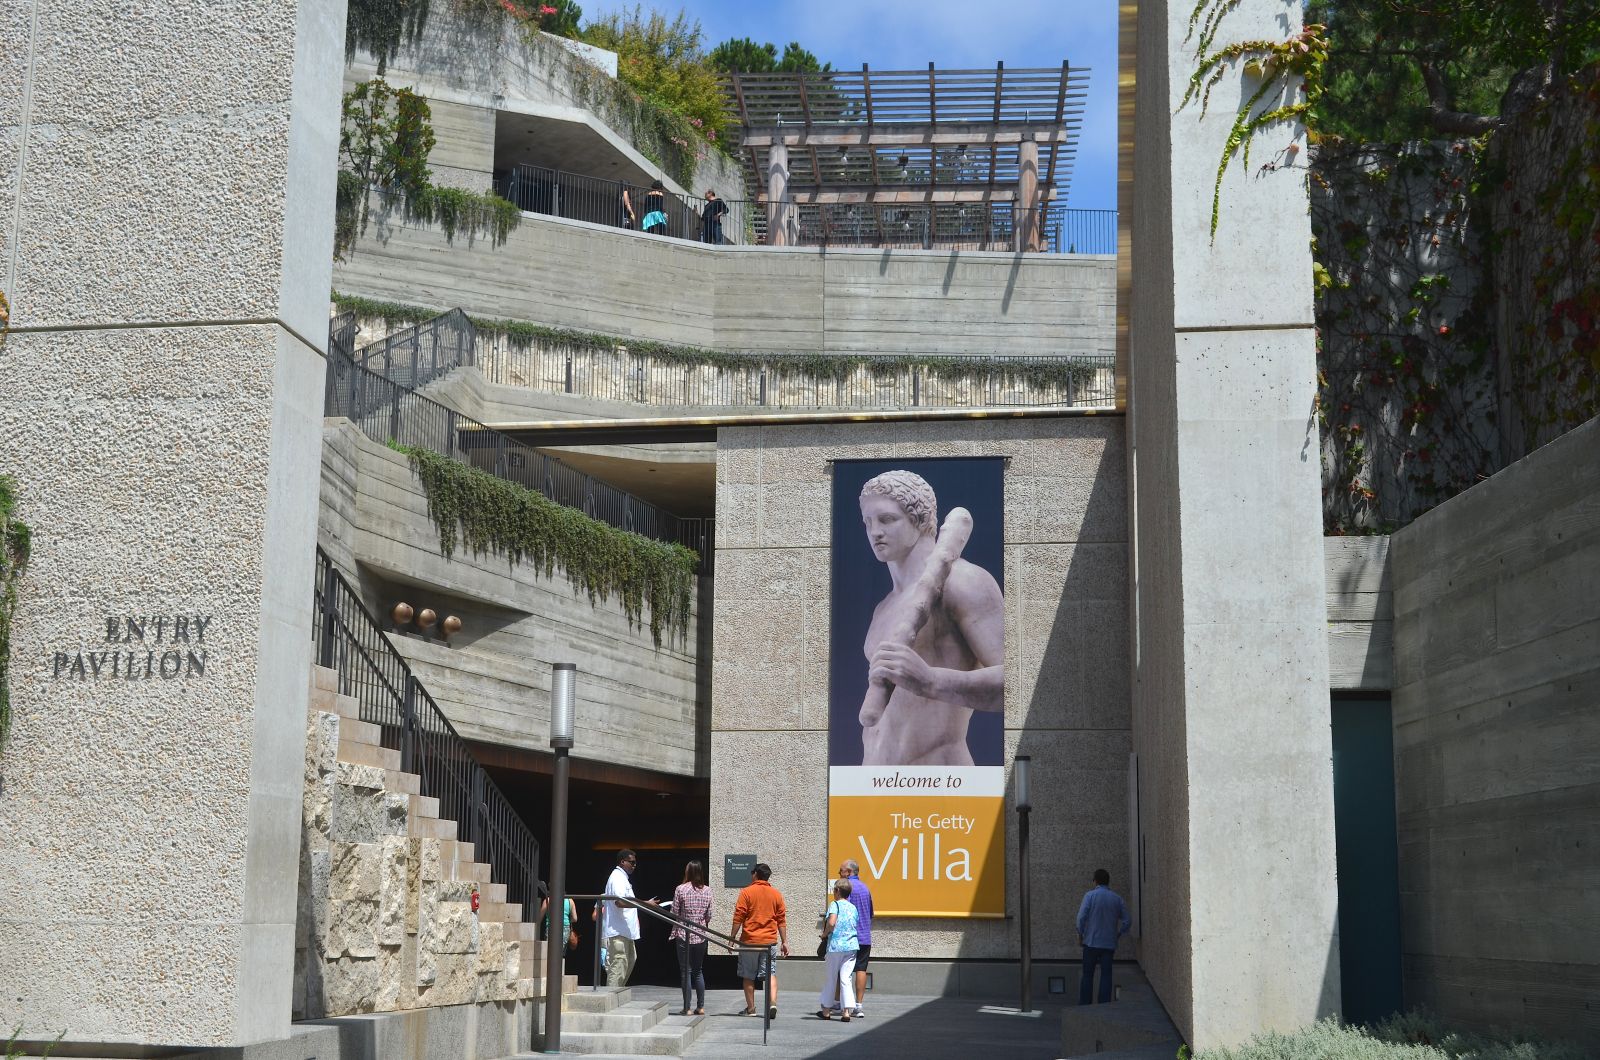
[1080,945,1114,1004]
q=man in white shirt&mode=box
[598,849,655,986]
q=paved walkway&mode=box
[574,986,1071,1059]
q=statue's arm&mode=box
[928,564,1005,712]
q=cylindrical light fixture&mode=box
[1014,755,1032,813]
[550,663,576,748]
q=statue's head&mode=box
[859,470,938,542]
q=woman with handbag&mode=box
[816,878,860,1022]
[539,894,579,963]
[669,860,713,1015]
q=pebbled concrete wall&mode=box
[318,424,702,776]
[335,212,1116,359]
[709,416,1130,963]
[1126,0,1341,1045]
[1389,414,1600,1046]
[0,0,342,1050]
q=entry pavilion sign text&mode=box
[828,458,1007,917]
[51,614,214,681]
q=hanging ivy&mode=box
[346,0,431,74]
[0,473,33,762]
[1182,1,1329,239]
[330,291,1104,391]
[391,444,697,645]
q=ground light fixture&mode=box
[543,663,577,1052]
[1015,755,1033,1013]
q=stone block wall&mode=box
[295,696,537,1018]
[1389,414,1600,1046]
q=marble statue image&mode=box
[857,470,1005,766]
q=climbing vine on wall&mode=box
[391,443,697,645]
[346,0,432,74]
[0,473,33,762]
[1182,0,1328,238]
[331,292,1103,390]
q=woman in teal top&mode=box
[816,878,860,1021]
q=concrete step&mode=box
[312,665,338,692]
[309,685,361,719]
[407,793,440,818]
[480,881,506,903]
[336,739,400,771]
[560,1000,668,1034]
[450,860,491,883]
[502,920,539,943]
[529,974,579,997]
[564,987,632,1012]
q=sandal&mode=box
[817,1009,830,1020]
[841,1015,852,1023]
[694,1008,706,1016]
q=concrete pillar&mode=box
[0,0,344,1051]
[1123,0,1340,1047]
[767,140,791,246]
[1017,135,1040,252]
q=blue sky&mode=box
[593,0,1120,210]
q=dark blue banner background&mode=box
[829,457,1005,767]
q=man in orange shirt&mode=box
[731,862,790,1018]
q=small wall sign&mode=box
[723,853,758,888]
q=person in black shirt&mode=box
[641,180,668,234]
[701,188,728,244]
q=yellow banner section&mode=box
[828,794,1006,917]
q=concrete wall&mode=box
[1326,538,1393,691]
[1125,0,1341,1045]
[709,416,1130,963]
[1389,414,1600,1045]
[0,0,342,1050]
[318,424,701,776]
[336,212,1116,359]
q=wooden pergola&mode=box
[723,63,1089,250]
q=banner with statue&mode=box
[827,458,1006,917]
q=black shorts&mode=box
[854,944,871,970]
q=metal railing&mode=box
[355,308,477,392]
[313,546,541,920]
[324,313,715,567]
[731,200,1118,254]
[570,893,778,1045]
[496,163,753,245]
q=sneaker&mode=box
[852,1008,865,1018]
[768,1004,778,1020]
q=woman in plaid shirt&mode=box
[669,860,714,1015]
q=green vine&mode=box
[346,0,431,74]
[1182,1,1329,238]
[1,474,34,762]
[331,291,1103,390]
[391,444,697,645]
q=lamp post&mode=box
[543,663,576,1053]
[1015,755,1033,1014]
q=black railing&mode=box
[732,201,1118,254]
[356,308,477,392]
[496,163,752,246]
[313,546,541,920]
[324,315,715,568]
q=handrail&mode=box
[324,314,716,568]
[570,892,779,1045]
[314,546,543,920]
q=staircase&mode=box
[523,986,708,1056]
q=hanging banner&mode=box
[828,458,1006,917]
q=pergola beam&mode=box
[740,123,1081,148]
[760,185,1059,204]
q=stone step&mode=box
[309,685,361,719]
[526,1012,705,1055]
[560,1000,669,1034]
[385,769,422,795]
[312,665,338,692]
[408,815,456,840]
[450,860,491,883]
[529,974,579,997]
[564,987,632,1013]
[336,739,400,771]
[407,792,440,818]
[338,716,384,746]
[502,920,539,943]
[479,881,506,903]
[478,901,522,921]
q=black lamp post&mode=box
[543,663,576,1053]
[1015,755,1033,1014]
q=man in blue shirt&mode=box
[837,859,874,1018]
[1075,868,1130,1004]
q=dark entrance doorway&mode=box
[1331,694,1404,1024]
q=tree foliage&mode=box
[581,6,731,149]
[1308,0,1600,140]
[708,36,828,74]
